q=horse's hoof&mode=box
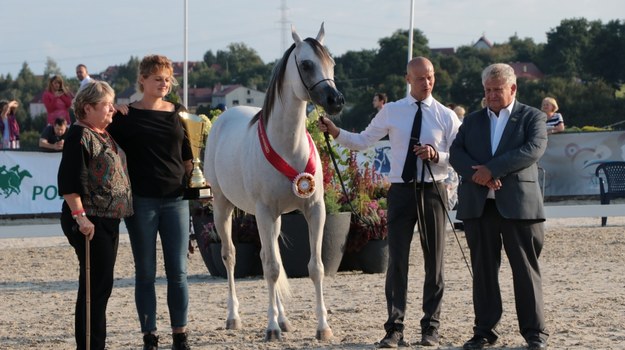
[316,328,333,341]
[226,318,241,330]
[279,320,293,332]
[265,329,282,341]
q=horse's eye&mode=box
[301,60,314,72]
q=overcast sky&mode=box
[1,0,622,77]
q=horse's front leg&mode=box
[256,205,290,341]
[213,196,240,329]
[305,205,333,341]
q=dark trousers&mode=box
[463,199,548,343]
[61,205,120,350]
[384,182,447,333]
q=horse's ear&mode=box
[291,25,302,44]
[316,22,325,44]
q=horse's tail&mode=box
[275,244,292,301]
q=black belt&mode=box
[392,181,442,188]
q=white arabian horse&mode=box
[204,24,344,341]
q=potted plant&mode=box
[336,150,391,273]
[190,200,263,278]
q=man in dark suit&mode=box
[449,63,549,350]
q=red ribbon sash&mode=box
[258,115,317,181]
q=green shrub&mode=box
[19,130,41,151]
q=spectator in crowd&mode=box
[454,105,466,122]
[108,54,193,350]
[0,100,20,149]
[76,64,93,92]
[373,92,388,111]
[58,80,133,350]
[43,75,73,125]
[541,97,565,135]
[39,117,69,152]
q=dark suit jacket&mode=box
[449,101,548,220]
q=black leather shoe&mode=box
[420,326,439,346]
[143,333,159,350]
[172,332,191,350]
[527,339,547,349]
[377,330,410,348]
[462,335,496,349]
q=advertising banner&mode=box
[1,130,623,215]
[539,131,625,196]
[0,151,63,215]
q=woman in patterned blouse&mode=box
[58,80,133,350]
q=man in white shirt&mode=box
[76,64,92,91]
[320,57,460,348]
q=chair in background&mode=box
[595,161,625,226]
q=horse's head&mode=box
[290,23,344,115]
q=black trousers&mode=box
[61,204,120,350]
[384,182,447,334]
[463,199,548,343]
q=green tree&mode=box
[43,57,63,79]
[371,29,429,83]
[542,18,602,79]
[584,20,625,90]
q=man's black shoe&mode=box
[420,326,439,346]
[377,330,410,348]
[527,339,547,349]
[462,335,496,349]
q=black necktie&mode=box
[401,101,422,183]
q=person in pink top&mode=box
[42,75,73,125]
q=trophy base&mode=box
[183,186,213,200]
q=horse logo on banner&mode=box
[0,164,32,198]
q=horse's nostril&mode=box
[328,93,345,107]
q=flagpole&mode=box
[183,0,189,107]
[407,0,415,97]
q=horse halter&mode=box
[293,54,335,92]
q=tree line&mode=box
[1,17,624,135]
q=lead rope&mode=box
[316,110,374,228]
[422,160,473,278]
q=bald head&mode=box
[406,57,435,101]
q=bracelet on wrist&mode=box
[71,209,86,220]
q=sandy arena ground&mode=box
[1,217,624,349]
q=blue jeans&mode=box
[125,195,189,333]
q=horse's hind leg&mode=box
[306,207,333,341]
[213,192,241,329]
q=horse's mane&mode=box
[250,38,333,128]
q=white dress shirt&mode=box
[486,99,515,198]
[335,94,460,183]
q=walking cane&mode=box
[85,235,91,350]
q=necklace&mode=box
[79,121,118,154]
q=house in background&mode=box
[116,85,143,105]
[210,84,265,110]
[508,62,544,80]
[112,83,266,112]
[473,34,494,50]
[430,47,455,55]
[28,92,46,118]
